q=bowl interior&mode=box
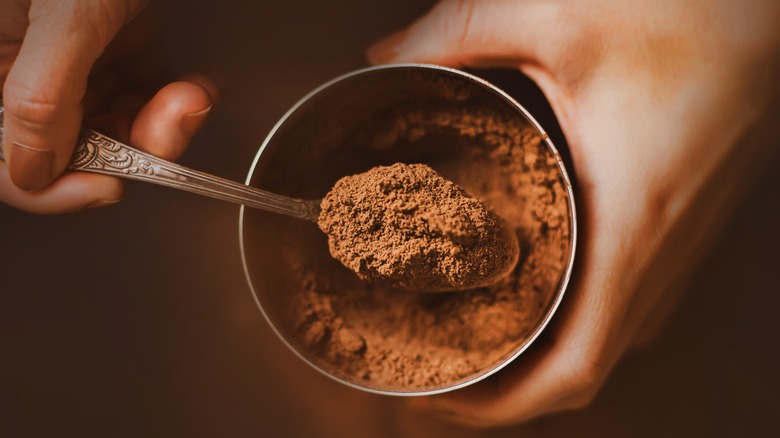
[240,65,576,395]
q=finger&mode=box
[179,73,223,105]
[414,344,577,428]
[86,79,214,159]
[130,79,214,161]
[2,0,143,191]
[0,77,213,215]
[367,0,561,68]
[0,161,122,214]
[414,239,629,428]
[419,336,610,429]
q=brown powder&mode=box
[317,163,518,291]
[283,106,572,391]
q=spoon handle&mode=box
[0,103,319,221]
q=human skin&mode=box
[0,0,216,213]
[368,0,780,429]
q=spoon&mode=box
[0,103,321,221]
[0,103,518,291]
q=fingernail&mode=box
[181,105,212,139]
[367,30,407,65]
[8,141,56,191]
[84,198,123,210]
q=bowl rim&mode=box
[239,63,578,396]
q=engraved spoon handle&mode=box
[0,104,319,221]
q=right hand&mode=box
[0,0,217,214]
[368,0,780,428]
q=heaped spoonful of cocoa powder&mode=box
[0,105,517,291]
[317,163,519,291]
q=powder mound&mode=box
[282,106,572,390]
[317,163,518,290]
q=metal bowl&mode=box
[239,64,577,395]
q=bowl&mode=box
[240,64,577,395]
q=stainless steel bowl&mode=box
[239,64,577,396]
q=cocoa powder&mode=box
[283,106,572,391]
[317,163,518,291]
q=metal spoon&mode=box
[0,102,518,291]
[0,103,321,221]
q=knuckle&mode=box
[454,0,477,46]
[87,0,129,26]
[77,1,126,43]
[561,347,609,396]
[5,91,60,130]
[525,4,601,78]
[46,0,128,47]
[437,0,478,47]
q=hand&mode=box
[369,0,780,428]
[0,0,216,214]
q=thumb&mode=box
[367,0,554,68]
[2,1,137,191]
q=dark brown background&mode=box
[1,1,778,436]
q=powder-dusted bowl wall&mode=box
[240,65,576,395]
